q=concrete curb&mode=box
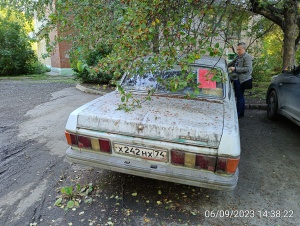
[76,84,108,95]
[76,83,267,110]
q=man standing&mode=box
[228,42,253,118]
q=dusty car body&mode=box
[65,56,241,190]
[266,66,300,126]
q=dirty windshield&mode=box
[122,65,224,98]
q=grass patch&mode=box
[245,81,269,100]
[0,73,77,84]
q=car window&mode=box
[122,65,224,98]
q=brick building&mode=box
[34,16,73,76]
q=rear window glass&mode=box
[122,65,224,98]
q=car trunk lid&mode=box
[76,92,224,148]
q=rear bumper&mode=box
[66,147,239,191]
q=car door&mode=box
[279,71,300,122]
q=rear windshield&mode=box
[121,65,224,98]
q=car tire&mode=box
[267,90,278,120]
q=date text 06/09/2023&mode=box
[204,210,294,218]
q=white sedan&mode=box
[65,56,240,190]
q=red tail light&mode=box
[171,150,185,165]
[78,136,92,149]
[216,157,240,174]
[99,139,111,153]
[196,155,216,171]
[216,158,226,171]
[65,131,111,153]
[171,150,216,172]
[171,149,239,174]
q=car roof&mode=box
[193,55,227,72]
[140,55,227,72]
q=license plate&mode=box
[114,143,167,162]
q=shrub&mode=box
[28,61,51,74]
[0,18,37,76]
[70,44,113,84]
[251,55,281,82]
[250,41,282,82]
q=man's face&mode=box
[237,45,245,56]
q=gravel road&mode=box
[0,79,299,226]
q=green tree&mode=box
[251,25,284,81]
[51,0,238,81]
[248,0,300,69]
[2,0,299,71]
[0,16,36,75]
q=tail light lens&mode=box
[99,139,111,153]
[65,131,111,153]
[78,136,92,149]
[171,150,185,165]
[65,132,77,145]
[196,155,216,171]
[171,149,239,174]
[216,157,240,174]
[171,150,216,172]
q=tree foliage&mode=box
[2,0,299,70]
[52,0,236,80]
[251,26,283,81]
[72,44,114,84]
[248,0,300,69]
[0,12,37,75]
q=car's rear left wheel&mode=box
[267,90,278,120]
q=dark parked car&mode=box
[266,66,300,126]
